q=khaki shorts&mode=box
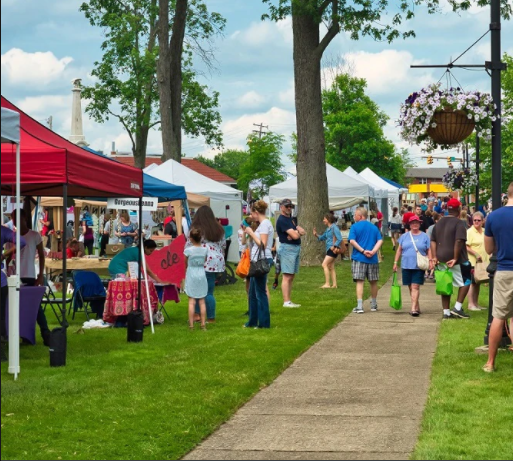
[492,271,513,320]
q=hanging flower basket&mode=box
[442,167,478,195]
[426,107,475,145]
[398,84,497,152]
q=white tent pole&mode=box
[8,143,21,379]
[140,246,155,334]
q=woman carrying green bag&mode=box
[393,215,433,316]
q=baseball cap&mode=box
[447,198,462,208]
[421,198,427,202]
[409,215,421,223]
[280,199,294,207]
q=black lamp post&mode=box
[484,0,510,347]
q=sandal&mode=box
[200,325,207,331]
[482,364,495,373]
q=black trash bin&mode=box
[49,327,67,367]
[127,310,144,343]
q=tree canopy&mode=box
[238,133,286,198]
[196,149,249,182]
[80,0,224,168]
[322,73,411,183]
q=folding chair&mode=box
[71,271,107,320]
[41,277,74,326]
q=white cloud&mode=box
[340,50,435,96]
[278,80,295,106]
[1,48,73,86]
[235,17,292,47]
[236,90,266,108]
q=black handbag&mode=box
[248,243,271,278]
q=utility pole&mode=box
[484,0,509,348]
[252,123,268,139]
[47,116,53,130]
[475,136,480,210]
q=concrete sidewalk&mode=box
[183,276,442,460]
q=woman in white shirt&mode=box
[243,200,274,329]
[389,207,403,251]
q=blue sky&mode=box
[1,0,512,171]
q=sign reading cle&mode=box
[107,197,158,211]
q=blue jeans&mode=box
[246,259,273,328]
[195,272,217,319]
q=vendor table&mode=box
[45,258,112,272]
[103,280,158,326]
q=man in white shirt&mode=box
[10,210,50,346]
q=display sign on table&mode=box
[145,234,186,286]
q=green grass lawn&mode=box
[412,286,513,460]
[1,243,395,460]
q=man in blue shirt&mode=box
[348,207,383,313]
[483,182,513,372]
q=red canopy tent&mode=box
[1,96,143,197]
[1,96,144,351]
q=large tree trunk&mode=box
[158,0,187,163]
[292,11,329,266]
[133,126,150,169]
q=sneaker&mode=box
[451,308,470,319]
[283,301,301,308]
[468,305,482,312]
[370,305,378,312]
[352,307,364,314]
[443,313,452,320]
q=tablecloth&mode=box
[155,284,180,304]
[6,286,46,345]
[103,280,158,326]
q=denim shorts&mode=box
[278,243,301,274]
[402,269,425,286]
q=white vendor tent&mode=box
[269,164,371,210]
[1,106,22,379]
[359,167,404,224]
[145,159,242,262]
[343,166,387,199]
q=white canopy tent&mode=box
[144,159,242,261]
[1,107,21,379]
[269,164,371,210]
[359,167,404,225]
[343,166,388,199]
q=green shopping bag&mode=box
[389,272,402,310]
[435,264,454,296]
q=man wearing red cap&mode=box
[482,182,513,372]
[430,198,472,319]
